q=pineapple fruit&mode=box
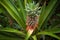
[25,2,41,35]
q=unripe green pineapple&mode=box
[25,2,41,34]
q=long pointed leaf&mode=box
[17,0,26,22]
[0,0,26,28]
[37,31,60,40]
[38,0,57,30]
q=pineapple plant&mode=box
[25,2,41,35]
[0,0,60,40]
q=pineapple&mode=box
[25,2,41,34]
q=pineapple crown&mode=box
[25,2,41,16]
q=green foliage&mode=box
[0,0,60,40]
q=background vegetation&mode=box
[0,0,60,40]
